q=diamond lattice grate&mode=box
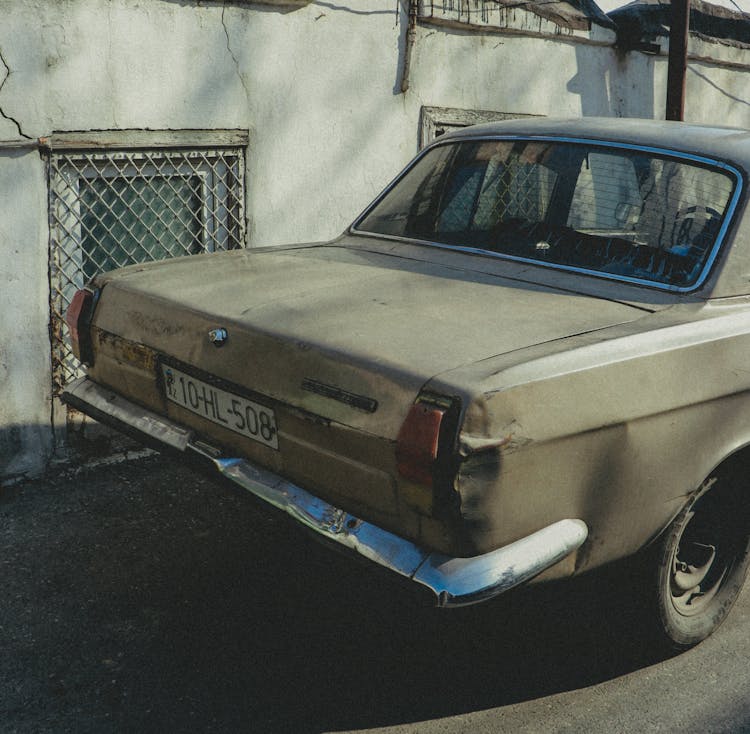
[48,147,245,393]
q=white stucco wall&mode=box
[0,147,53,481]
[2,1,748,246]
[0,0,419,247]
[1,0,749,480]
[408,21,750,126]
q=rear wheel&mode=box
[652,466,750,651]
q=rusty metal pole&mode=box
[666,0,690,121]
[400,0,418,93]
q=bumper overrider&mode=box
[63,377,588,607]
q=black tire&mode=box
[652,465,750,651]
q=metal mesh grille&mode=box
[49,147,245,393]
[476,157,555,225]
[438,155,555,233]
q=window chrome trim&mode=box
[350,135,745,294]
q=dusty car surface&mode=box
[64,118,750,650]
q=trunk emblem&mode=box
[208,327,228,347]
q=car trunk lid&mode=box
[86,244,645,539]
[92,243,646,429]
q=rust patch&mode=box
[127,311,186,339]
[93,327,157,372]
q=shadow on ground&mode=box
[1,455,664,733]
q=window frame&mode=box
[419,106,540,149]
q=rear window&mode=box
[354,138,739,290]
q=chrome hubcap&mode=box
[670,537,724,615]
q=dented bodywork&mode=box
[63,118,750,606]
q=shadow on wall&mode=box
[0,420,149,486]
[568,44,656,118]
[0,424,54,485]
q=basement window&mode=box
[420,106,540,148]
[46,130,248,393]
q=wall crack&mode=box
[0,47,31,139]
[221,5,251,100]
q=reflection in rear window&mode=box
[354,139,737,289]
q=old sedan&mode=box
[63,118,750,650]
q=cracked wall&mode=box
[0,0,418,247]
[0,49,30,139]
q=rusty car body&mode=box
[63,118,750,649]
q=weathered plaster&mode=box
[0,148,53,481]
[0,47,29,139]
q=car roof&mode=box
[441,117,750,170]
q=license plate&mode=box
[161,364,278,450]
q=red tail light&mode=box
[65,288,97,365]
[396,402,446,486]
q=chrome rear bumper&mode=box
[63,377,588,607]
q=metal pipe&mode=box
[400,0,418,93]
[666,0,690,121]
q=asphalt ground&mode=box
[2,452,749,734]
